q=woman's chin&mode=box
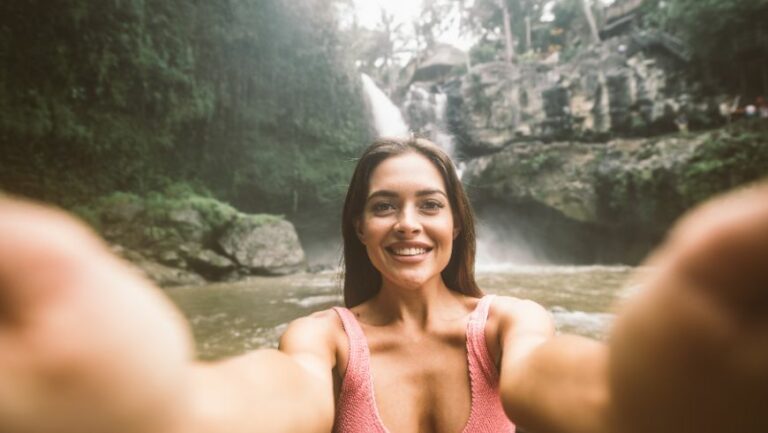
[383,272,442,292]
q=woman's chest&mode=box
[356,328,475,433]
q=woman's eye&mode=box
[421,200,445,212]
[372,202,395,213]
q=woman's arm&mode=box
[185,346,333,433]
[496,299,610,433]
[0,197,334,433]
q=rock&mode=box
[126,252,206,287]
[463,141,600,223]
[453,61,549,155]
[157,249,187,268]
[101,198,144,224]
[217,215,306,275]
[87,192,306,283]
[137,260,206,287]
[402,83,445,135]
[164,207,207,242]
[185,248,236,279]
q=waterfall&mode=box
[361,74,409,137]
[361,74,462,176]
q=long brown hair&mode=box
[341,137,481,307]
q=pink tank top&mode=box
[332,295,515,433]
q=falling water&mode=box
[361,74,409,137]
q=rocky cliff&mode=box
[463,124,768,264]
[450,32,718,156]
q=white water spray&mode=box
[361,74,409,137]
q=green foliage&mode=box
[78,182,282,236]
[470,40,499,64]
[468,73,494,117]
[644,0,768,94]
[520,151,560,174]
[596,124,768,229]
[0,0,371,220]
[682,124,768,204]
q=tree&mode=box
[465,0,550,60]
[0,0,371,220]
[581,0,601,44]
[654,0,768,95]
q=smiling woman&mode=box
[281,137,517,433]
[341,138,481,307]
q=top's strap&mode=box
[466,294,499,382]
[332,306,369,388]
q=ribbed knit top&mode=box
[331,294,515,433]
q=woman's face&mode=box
[356,152,457,291]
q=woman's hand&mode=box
[609,182,768,433]
[498,181,768,433]
[0,197,195,433]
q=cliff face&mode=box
[462,126,768,264]
[447,32,720,156]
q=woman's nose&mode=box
[394,207,421,234]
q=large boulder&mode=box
[217,215,306,275]
[185,248,237,280]
[113,246,206,287]
[83,191,308,285]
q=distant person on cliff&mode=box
[757,96,768,119]
[0,137,767,433]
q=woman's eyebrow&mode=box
[367,189,447,200]
[367,190,398,200]
[416,189,448,198]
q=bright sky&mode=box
[351,0,475,50]
[352,0,618,28]
[349,0,618,51]
[352,0,423,29]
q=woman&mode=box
[0,138,766,433]
[280,137,548,432]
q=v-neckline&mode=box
[345,299,487,433]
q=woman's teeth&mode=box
[391,247,428,256]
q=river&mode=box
[167,265,641,360]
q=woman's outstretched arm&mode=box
[495,299,610,433]
[0,197,332,433]
[498,181,768,433]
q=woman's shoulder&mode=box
[486,295,554,335]
[278,308,347,358]
[488,294,548,315]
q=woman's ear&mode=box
[453,226,460,239]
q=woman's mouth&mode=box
[388,247,430,256]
